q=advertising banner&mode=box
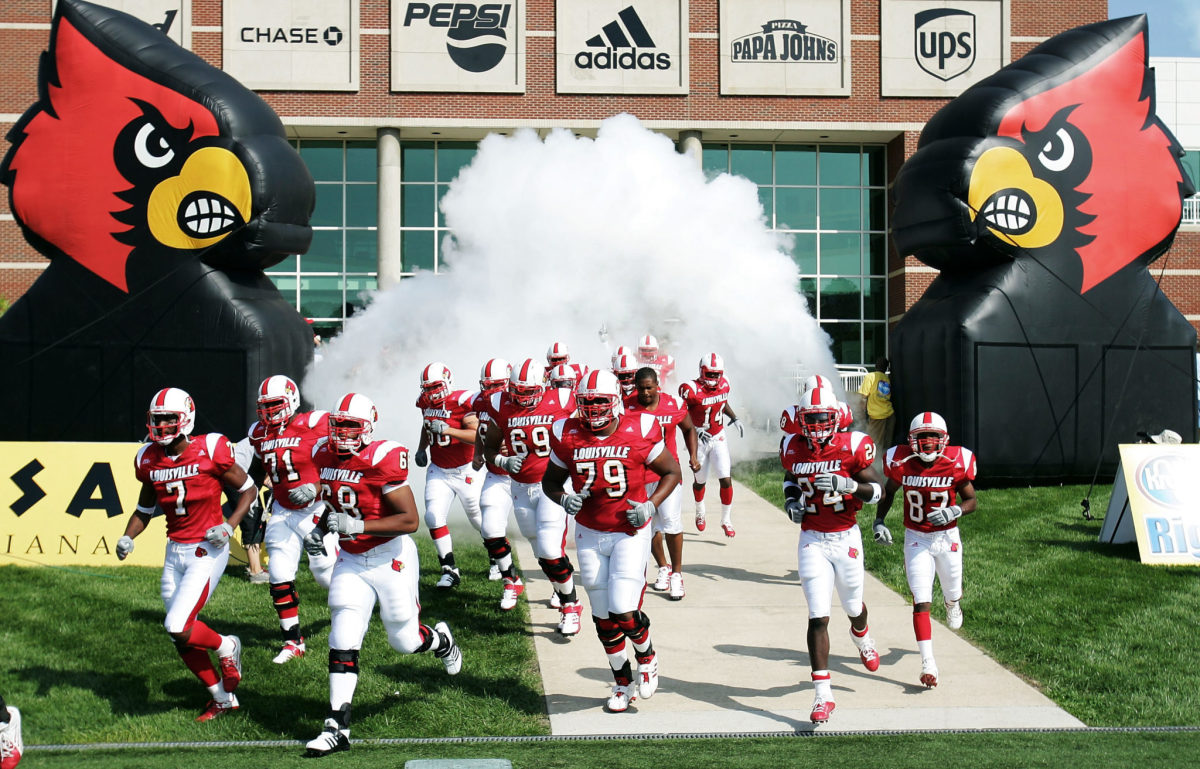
[1113,444,1200,566]
[557,0,688,95]
[880,0,1007,97]
[53,0,190,47]
[719,0,850,96]
[392,0,526,93]
[223,0,359,91]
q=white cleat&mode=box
[668,572,685,601]
[487,562,502,581]
[1,706,23,768]
[499,577,524,611]
[549,590,562,610]
[637,655,659,699]
[304,718,350,757]
[606,683,636,712]
[435,566,461,589]
[433,621,462,675]
[272,639,306,665]
[652,565,670,591]
[945,599,963,630]
[558,602,583,636]
[920,657,940,688]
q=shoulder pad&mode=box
[488,391,503,411]
[312,436,329,457]
[884,445,899,465]
[370,440,405,466]
[551,417,567,440]
[135,443,152,465]
[847,431,871,454]
[307,411,329,428]
[639,412,658,437]
[205,433,225,457]
[247,421,261,439]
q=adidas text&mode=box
[575,48,671,70]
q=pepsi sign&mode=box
[392,1,525,92]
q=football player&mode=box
[779,384,885,725]
[543,370,683,712]
[117,388,256,722]
[625,367,700,600]
[874,411,977,689]
[679,353,744,537]
[303,393,461,757]
[612,353,639,397]
[636,334,676,383]
[482,359,583,632]
[544,341,587,382]
[547,362,581,392]
[414,362,485,590]
[471,358,517,586]
[248,375,339,665]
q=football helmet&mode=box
[479,358,512,395]
[546,342,570,366]
[147,387,196,444]
[801,374,834,394]
[257,375,300,431]
[837,401,854,432]
[548,363,580,390]
[576,370,622,430]
[699,353,725,390]
[508,359,545,409]
[329,393,378,455]
[612,354,638,394]
[797,385,839,444]
[420,362,453,404]
[909,411,949,462]
[611,345,633,368]
[637,334,659,364]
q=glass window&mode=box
[702,145,729,178]
[820,187,860,231]
[863,188,887,231]
[403,230,436,273]
[345,229,376,274]
[345,276,378,315]
[776,187,816,230]
[788,233,817,274]
[819,147,860,186]
[402,185,436,227]
[863,278,887,321]
[311,184,344,227]
[863,146,886,187]
[438,142,477,183]
[731,145,773,184]
[822,322,862,364]
[402,143,436,182]
[820,233,860,275]
[345,184,377,228]
[799,277,817,313]
[437,184,451,228]
[304,230,343,273]
[299,276,343,319]
[267,254,297,274]
[820,277,861,320]
[866,233,888,275]
[758,187,773,224]
[864,323,887,364]
[300,141,344,182]
[776,145,817,186]
[346,143,377,182]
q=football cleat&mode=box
[499,577,525,611]
[606,683,636,713]
[436,566,461,589]
[652,566,671,591]
[196,694,239,722]
[558,602,583,636]
[549,590,562,610]
[487,562,502,581]
[810,698,836,724]
[637,655,659,699]
[851,631,881,672]
[669,572,685,601]
[0,706,22,769]
[721,522,736,538]
[920,658,939,688]
[433,621,462,675]
[304,718,350,757]
[695,509,707,532]
[945,600,964,630]
[272,639,306,665]
[218,635,243,693]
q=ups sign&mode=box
[880,0,1007,98]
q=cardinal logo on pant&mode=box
[915,8,975,81]
[392,559,405,572]
[195,546,206,558]
[848,546,859,559]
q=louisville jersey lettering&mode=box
[486,388,576,484]
[248,411,329,509]
[780,431,876,533]
[417,389,476,469]
[884,444,977,533]
[135,434,236,543]
[549,412,664,534]
[313,439,410,555]
[624,391,687,482]
[679,377,731,435]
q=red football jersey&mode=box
[645,353,675,381]
[884,444,977,533]
[248,411,329,510]
[624,391,687,482]
[313,438,410,555]
[679,377,731,435]
[486,388,576,483]
[779,431,876,532]
[416,389,476,469]
[549,413,665,534]
[135,434,237,543]
[470,389,508,477]
[543,362,588,382]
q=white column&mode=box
[376,127,403,290]
[678,130,703,167]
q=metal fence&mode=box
[1184,196,1200,225]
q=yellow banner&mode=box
[1120,443,1200,566]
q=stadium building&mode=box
[7,0,1197,367]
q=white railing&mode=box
[786,364,869,396]
[1184,196,1200,225]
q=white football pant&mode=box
[649,480,683,535]
[327,535,424,654]
[423,462,485,532]
[575,522,652,617]
[694,431,731,483]
[479,472,514,540]
[904,527,964,604]
[161,540,230,634]
[265,497,338,589]
[528,481,570,560]
[797,526,866,619]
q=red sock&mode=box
[187,620,222,650]
[693,487,705,502]
[913,610,932,642]
[177,645,219,686]
[430,525,450,540]
[719,486,733,505]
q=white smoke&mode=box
[305,113,839,473]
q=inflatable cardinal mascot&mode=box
[890,15,1197,482]
[0,0,315,441]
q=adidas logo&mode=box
[574,5,671,71]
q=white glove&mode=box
[496,454,524,473]
[625,499,655,528]
[426,419,448,436]
[303,527,327,556]
[728,418,744,438]
[328,512,365,537]
[561,491,589,515]
[784,498,804,524]
[927,505,963,527]
[288,483,317,506]
[697,428,713,445]
[204,522,233,548]
[872,519,893,545]
[116,535,135,560]
[814,473,858,496]
[415,448,429,468]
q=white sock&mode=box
[721,504,733,524]
[918,640,934,659]
[217,636,236,657]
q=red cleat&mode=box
[196,695,239,722]
[721,523,736,538]
[695,511,706,532]
[810,699,836,724]
[217,635,243,693]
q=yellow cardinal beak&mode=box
[968,146,1064,250]
[147,146,251,250]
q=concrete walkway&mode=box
[510,480,1084,734]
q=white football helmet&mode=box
[612,354,638,395]
[637,334,659,364]
[257,375,299,432]
[909,411,949,462]
[420,362,453,404]
[576,369,622,430]
[699,353,725,390]
[508,358,545,409]
[611,345,633,368]
[147,387,196,445]
[802,374,834,394]
[479,358,512,395]
[797,385,839,444]
[548,363,580,390]
[546,342,570,366]
[329,392,378,455]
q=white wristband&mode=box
[135,503,155,514]
[865,482,882,505]
[238,476,256,492]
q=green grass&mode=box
[735,457,1200,727]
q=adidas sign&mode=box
[574,5,671,71]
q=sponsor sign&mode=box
[557,1,689,95]
[392,1,526,93]
[52,0,191,47]
[223,0,359,91]
[719,0,851,96]
[880,0,1007,97]
[1102,444,1200,565]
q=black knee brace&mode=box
[270,581,299,611]
[537,556,574,583]
[329,648,359,675]
[483,537,511,559]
